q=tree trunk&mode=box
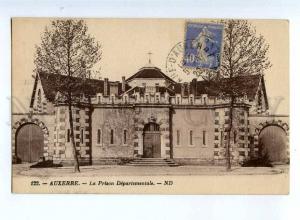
[68,99,80,173]
[226,95,235,171]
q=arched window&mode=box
[144,122,159,132]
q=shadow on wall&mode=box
[30,159,63,168]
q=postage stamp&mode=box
[184,22,224,70]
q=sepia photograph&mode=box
[11,18,289,194]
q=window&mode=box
[203,97,207,105]
[124,96,128,103]
[111,96,115,104]
[190,97,193,105]
[176,97,180,104]
[189,130,193,145]
[80,129,84,144]
[123,130,127,144]
[110,129,114,144]
[37,89,41,103]
[220,131,224,147]
[97,129,102,144]
[176,130,180,145]
[67,129,70,142]
[156,95,160,103]
[203,130,206,145]
[98,96,101,103]
[145,95,149,103]
[234,131,237,144]
[155,83,159,87]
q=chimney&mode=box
[181,83,185,97]
[104,78,108,96]
[122,76,126,92]
[192,78,197,95]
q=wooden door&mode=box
[16,124,44,163]
[143,122,161,158]
[143,132,161,158]
[258,126,287,162]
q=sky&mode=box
[12,18,289,114]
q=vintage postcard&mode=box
[11,18,289,194]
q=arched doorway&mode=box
[143,122,161,158]
[16,123,44,163]
[258,125,288,162]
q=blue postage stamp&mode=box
[184,22,224,70]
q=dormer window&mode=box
[97,95,102,103]
[111,95,115,104]
[123,94,129,104]
[156,94,160,103]
[189,95,194,105]
[177,97,180,104]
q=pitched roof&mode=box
[37,72,106,102]
[126,66,176,83]
[171,74,263,101]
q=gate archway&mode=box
[254,120,289,163]
[12,117,49,163]
[16,123,44,163]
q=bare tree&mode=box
[34,19,102,172]
[202,20,271,171]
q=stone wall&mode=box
[172,108,215,162]
[213,107,250,164]
[91,106,135,163]
[53,105,92,165]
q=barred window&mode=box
[123,130,127,144]
[234,131,237,144]
[203,130,206,145]
[67,129,70,142]
[189,130,193,145]
[176,130,180,145]
[110,129,114,144]
[97,129,102,144]
[80,129,84,144]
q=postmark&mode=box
[166,41,204,82]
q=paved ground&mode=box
[13,163,289,177]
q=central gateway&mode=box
[143,122,161,158]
